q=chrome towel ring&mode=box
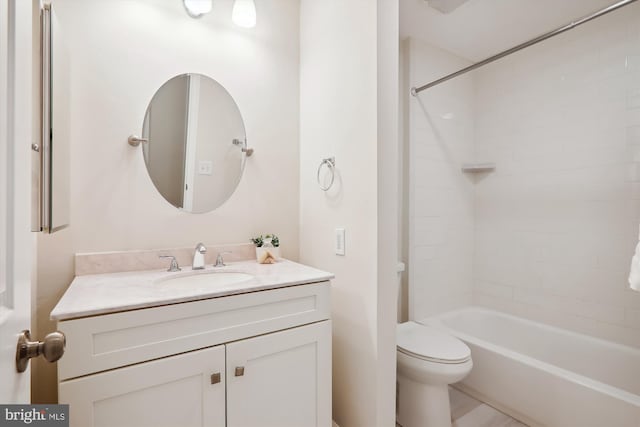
[317,157,335,191]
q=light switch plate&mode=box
[335,228,345,256]
[198,160,213,175]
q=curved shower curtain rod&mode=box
[411,0,638,96]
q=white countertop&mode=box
[51,259,334,321]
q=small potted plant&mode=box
[250,234,281,264]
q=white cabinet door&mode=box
[59,345,226,427]
[226,321,332,427]
[0,0,33,404]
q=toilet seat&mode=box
[397,321,471,364]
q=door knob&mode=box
[15,330,66,373]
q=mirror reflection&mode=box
[142,73,246,213]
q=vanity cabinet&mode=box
[57,281,331,427]
[59,345,227,427]
[226,322,330,427]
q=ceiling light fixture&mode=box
[232,0,256,28]
[183,0,213,18]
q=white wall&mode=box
[34,0,300,403]
[299,0,398,425]
[473,4,640,348]
[376,0,399,424]
[406,38,476,321]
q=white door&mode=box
[0,0,34,403]
[226,321,332,427]
[59,345,227,427]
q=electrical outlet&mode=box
[335,228,345,256]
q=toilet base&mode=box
[397,374,452,427]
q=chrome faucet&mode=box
[193,243,207,270]
[214,251,232,267]
[159,255,181,272]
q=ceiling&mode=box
[400,0,625,61]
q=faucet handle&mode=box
[159,255,181,272]
[214,251,232,267]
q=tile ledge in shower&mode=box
[461,162,496,173]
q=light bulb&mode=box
[232,0,256,28]
[183,0,213,18]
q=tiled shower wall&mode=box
[473,4,640,347]
[407,3,640,347]
[406,38,475,320]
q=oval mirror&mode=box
[141,73,247,213]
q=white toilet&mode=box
[396,321,473,427]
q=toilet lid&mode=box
[397,322,471,363]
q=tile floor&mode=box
[395,386,528,427]
[450,387,528,427]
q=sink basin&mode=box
[156,271,254,289]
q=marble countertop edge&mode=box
[51,259,334,321]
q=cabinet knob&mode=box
[235,366,245,376]
[210,372,221,384]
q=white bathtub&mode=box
[421,307,640,427]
